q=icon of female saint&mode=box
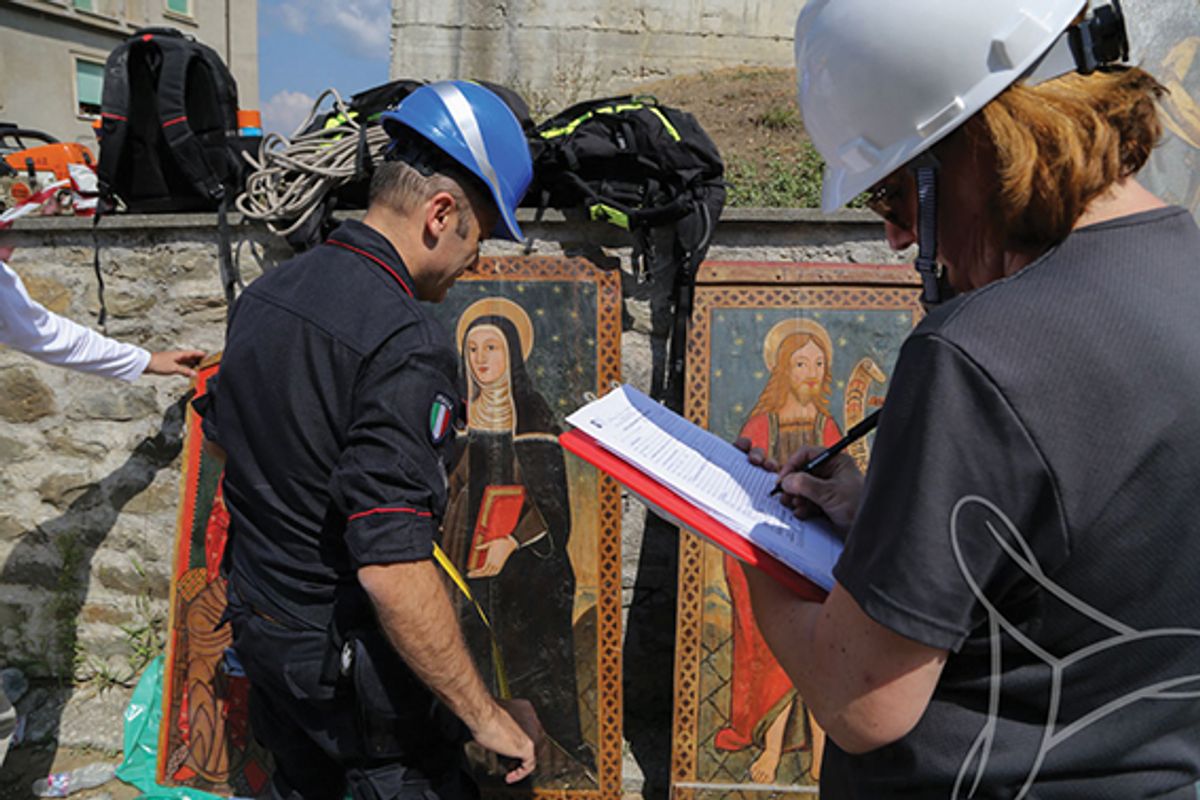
[442,297,591,769]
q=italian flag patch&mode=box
[429,393,454,444]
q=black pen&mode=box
[768,409,882,496]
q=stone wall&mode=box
[0,208,902,778]
[389,0,800,112]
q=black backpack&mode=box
[97,27,243,213]
[95,27,244,318]
[529,95,726,406]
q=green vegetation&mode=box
[725,141,871,210]
[726,142,824,208]
[753,104,800,131]
[121,557,166,678]
[52,532,84,680]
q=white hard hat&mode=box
[796,0,1087,211]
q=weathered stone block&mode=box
[121,477,180,515]
[42,426,110,460]
[95,564,153,597]
[67,385,158,422]
[0,515,28,543]
[0,558,62,592]
[79,602,136,627]
[0,367,56,423]
[37,472,95,510]
[0,603,29,640]
[0,433,31,463]
[57,684,132,753]
[19,274,71,315]
[105,287,159,318]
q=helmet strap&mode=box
[1024,0,1130,87]
[910,154,952,307]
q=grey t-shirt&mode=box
[823,207,1200,798]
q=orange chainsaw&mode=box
[0,125,96,214]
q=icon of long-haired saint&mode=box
[441,297,592,770]
[715,319,842,783]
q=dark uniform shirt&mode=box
[204,219,460,633]
[823,207,1200,798]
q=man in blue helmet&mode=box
[200,81,542,800]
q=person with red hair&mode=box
[742,2,1200,796]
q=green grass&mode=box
[725,140,872,209]
[753,105,800,131]
[726,142,824,207]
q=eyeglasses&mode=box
[864,171,910,226]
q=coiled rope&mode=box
[235,89,390,236]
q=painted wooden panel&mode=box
[672,264,921,799]
[159,256,624,799]
[424,256,625,799]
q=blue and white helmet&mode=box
[381,81,533,242]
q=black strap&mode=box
[154,39,223,200]
[663,201,713,411]
[913,164,943,306]
[96,42,133,203]
[216,194,241,319]
[355,124,375,182]
[91,207,108,330]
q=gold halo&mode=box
[762,318,834,371]
[456,297,534,362]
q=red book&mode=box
[469,485,526,573]
[560,428,828,601]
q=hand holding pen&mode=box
[770,409,880,495]
[765,409,879,535]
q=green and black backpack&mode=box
[529,95,726,404]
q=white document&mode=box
[566,384,842,591]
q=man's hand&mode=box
[470,698,543,784]
[359,560,542,782]
[468,537,518,578]
[775,445,864,534]
[145,349,206,378]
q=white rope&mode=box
[235,89,391,237]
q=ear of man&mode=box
[423,189,472,244]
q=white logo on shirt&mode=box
[950,495,1200,799]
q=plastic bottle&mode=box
[31,762,116,797]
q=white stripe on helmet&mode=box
[430,82,521,241]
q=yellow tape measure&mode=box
[432,543,510,699]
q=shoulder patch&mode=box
[429,392,455,445]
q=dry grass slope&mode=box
[630,66,863,209]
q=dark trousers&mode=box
[230,609,477,800]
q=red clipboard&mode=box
[559,428,828,601]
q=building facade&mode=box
[0,0,258,148]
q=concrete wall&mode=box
[390,0,798,111]
[0,208,902,779]
[0,0,258,148]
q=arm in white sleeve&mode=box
[0,260,150,382]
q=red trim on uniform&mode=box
[102,113,127,121]
[162,115,188,128]
[326,239,415,298]
[348,507,433,522]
